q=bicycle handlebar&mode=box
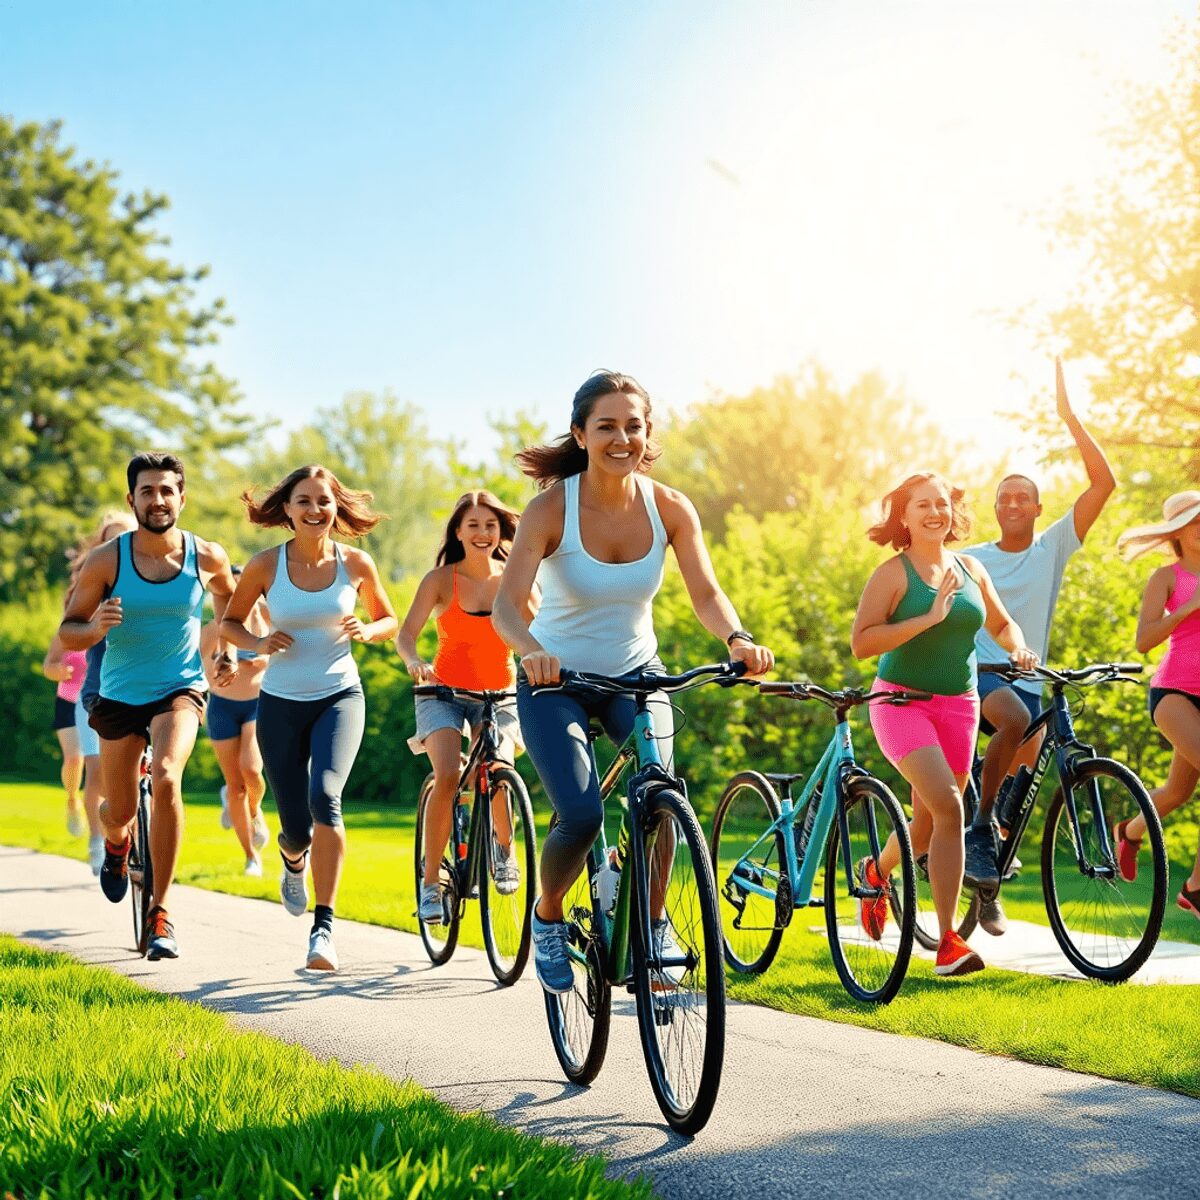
[530,660,750,697]
[978,661,1143,686]
[756,680,932,709]
[413,684,517,704]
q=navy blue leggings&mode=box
[256,685,365,857]
[517,670,673,897]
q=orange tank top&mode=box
[432,570,516,690]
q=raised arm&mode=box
[1135,565,1196,654]
[1057,358,1116,542]
[493,491,557,683]
[395,570,446,683]
[59,543,120,651]
[963,556,1037,668]
[342,549,399,644]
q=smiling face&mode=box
[456,504,502,559]
[995,475,1042,540]
[128,469,185,534]
[903,480,955,549]
[283,475,337,537]
[574,391,650,478]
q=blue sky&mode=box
[2,1,1193,468]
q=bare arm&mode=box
[395,569,447,682]
[342,549,399,644]
[851,559,940,658]
[493,491,558,683]
[59,543,120,651]
[42,634,72,682]
[220,553,292,655]
[963,556,1037,667]
[1057,358,1116,542]
[1135,566,1197,654]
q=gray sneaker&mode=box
[87,836,105,876]
[979,892,1008,936]
[280,853,309,916]
[652,918,687,989]
[306,927,338,971]
[491,838,520,896]
[531,906,574,994]
[219,784,232,830]
[418,882,443,925]
[963,824,1000,889]
[251,809,270,851]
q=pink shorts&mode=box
[868,678,980,777]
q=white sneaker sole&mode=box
[935,952,984,977]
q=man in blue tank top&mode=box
[60,453,238,961]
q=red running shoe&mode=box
[1113,820,1141,883]
[1177,882,1200,920]
[935,930,984,977]
[857,856,890,941]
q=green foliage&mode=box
[0,590,67,781]
[0,117,257,599]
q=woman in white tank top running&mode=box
[493,370,775,994]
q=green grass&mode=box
[0,936,650,1200]
[6,778,1200,1104]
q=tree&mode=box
[0,117,252,598]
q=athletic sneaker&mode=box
[244,857,263,878]
[306,927,338,971]
[251,809,270,851]
[491,838,520,895]
[935,930,984,977]
[418,883,443,924]
[279,852,309,916]
[87,836,105,876]
[963,824,1000,889]
[146,907,179,961]
[1114,820,1140,883]
[1177,881,1200,920]
[99,838,131,903]
[66,806,85,838]
[531,906,574,994]
[219,784,232,830]
[857,857,890,941]
[651,918,687,988]
[978,892,1008,936]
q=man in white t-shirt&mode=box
[964,359,1116,931]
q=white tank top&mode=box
[529,473,668,676]
[260,543,360,701]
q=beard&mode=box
[136,507,177,533]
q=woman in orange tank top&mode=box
[395,491,538,923]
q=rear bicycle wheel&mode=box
[1042,759,1167,982]
[632,788,725,1136]
[414,775,460,965]
[479,765,536,986]
[911,856,980,951]
[825,775,916,1004]
[129,788,153,956]
[710,772,786,975]
[544,840,611,1085]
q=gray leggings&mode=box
[517,667,673,897]
[256,685,365,857]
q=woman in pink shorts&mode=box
[1113,491,1200,918]
[851,472,1037,977]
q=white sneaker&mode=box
[306,927,338,971]
[251,808,269,851]
[67,807,85,838]
[244,857,263,878]
[418,883,443,925]
[219,785,232,830]
[652,918,688,990]
[87,836,105,876]
[280,853,309,916]
[491,837,521,895]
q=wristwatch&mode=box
[725,629,755,647]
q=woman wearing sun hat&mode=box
[1114,490,1200,918]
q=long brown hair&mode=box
[242,464,384,538]
[867,471,971,550]
[436,491,521,566]
[516,370,663,490]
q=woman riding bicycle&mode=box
[1115,490,1200,918]
[396,490,532,925]
[850,471,1036,977]
[491,369,774,994]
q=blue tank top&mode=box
[100,532,206,705]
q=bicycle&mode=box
[128,745,154,956]
[710,681,921,1003]
[413,685,536,986]
[906,661,1168,982]
[535,660,749,1136]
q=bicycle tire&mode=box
[824,774,916,1004]
[911,856,981,951]
[478,765,536,986]
[415,774,460,965]
[1041,758,1167,983]
[129,787,153,956]
[710,771,786,975]
[631,787,726,1135]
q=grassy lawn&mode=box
[6,778,1200,1103]
[0,937,649,1200]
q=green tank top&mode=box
[877,553,985,695]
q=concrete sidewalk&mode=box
[3,845,1197,1199]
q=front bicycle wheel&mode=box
[414,775,460,965]
[632,788,725,1136]
[1042,759,1167,982]
[479,765,536,986]
[825,775,916,1004]
[544,838,611,1085]
[129,789,153,956]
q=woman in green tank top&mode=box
[850,472,1037,977]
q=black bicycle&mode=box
[906,661,1168,982]
[128,745,154,956]
[413,685,536,986]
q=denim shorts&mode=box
[977,672,1041,736]
[410,693,522,755]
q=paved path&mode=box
[3,846,1198,1199]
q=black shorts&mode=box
[52,696,76,731]
[1148,687,1200,723]
[89,688,207,743]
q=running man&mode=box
[59,452,237,961]
[964,359,1116,929]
